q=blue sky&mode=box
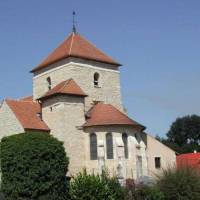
[0,0,200,137]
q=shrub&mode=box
[70,169,125,200]
[0,132,69,200]
[135,185,164,200]
[124,179,135,200]
[157,166,200,200]
[101,171,125,200]
[0,193,5,200]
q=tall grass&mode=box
[156,166,200,200]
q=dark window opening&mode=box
[155,157,161,169]
[90,133,98,160]
[106,133,113,159]
[47,77,52,90]
[94,73,100,87]
[122,133,128,159]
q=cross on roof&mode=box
[72,11,77,33]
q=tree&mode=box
[0,132,69,200]
[158,115,200,153]
[167,115,200,146]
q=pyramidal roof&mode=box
[31,32,120,73]
[39,78,87,100]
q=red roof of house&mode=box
[39,79,87,100]
[83,102,145,129]
[177,153,200,169]
[31,32,120,73]
[6,99,50,132]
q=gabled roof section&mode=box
[31,32,120,73]
[6,99,50,132]
[39,78,87,100]
[83,102,145,129]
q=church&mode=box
[0,28,176,183]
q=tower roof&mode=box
[39,78,87,100]
[31,32,120,73]
[83,102,145,129]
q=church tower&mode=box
[31,32,123,112]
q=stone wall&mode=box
[41,95,86,175]
[0,101,24,139]
[146,134,176,177]
[83,126,148,180]
[33,58,123,111]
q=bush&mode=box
[101,171,125,199]
[135,185,164,200]
[124,179,135,200]
[157,166,200,200]
[0,193,5,200]
[0,132,69,200]
[70,169,125,200]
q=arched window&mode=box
[106,133,113,159]
[94,72,100,87]
[90,133,97,160]
[47,77,52,90]
[122,133,128,159]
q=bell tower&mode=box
[31,30,123,111]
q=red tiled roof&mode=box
[31,32,120,73]
[6,99,50,132]
[39,79,87,100]
[177,153,200,169]
[83,103,145,129]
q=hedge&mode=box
[0,132,69,200]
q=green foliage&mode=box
[167,115,200,145]
[0,193,5,200]
[135,185,164,200]
[157,115,200,153]
[157,166,200,200]
[69,169,125,200]
[0,132,69,200]
[101,171,125,200]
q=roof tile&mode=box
[39,79,87,100]
[31,33,120,73]
[6,99,50,132]
[177,153,200,169]
[84,102,145,129]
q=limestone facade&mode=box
[33,57,123,111]
[146,134,176,177]
[41,95,86,175]
[84,126,148,179]
[0,101,24,138]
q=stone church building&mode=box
[0,30,176,182]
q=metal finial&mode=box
[72,11,77,33]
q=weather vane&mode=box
[72,11,77,33]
